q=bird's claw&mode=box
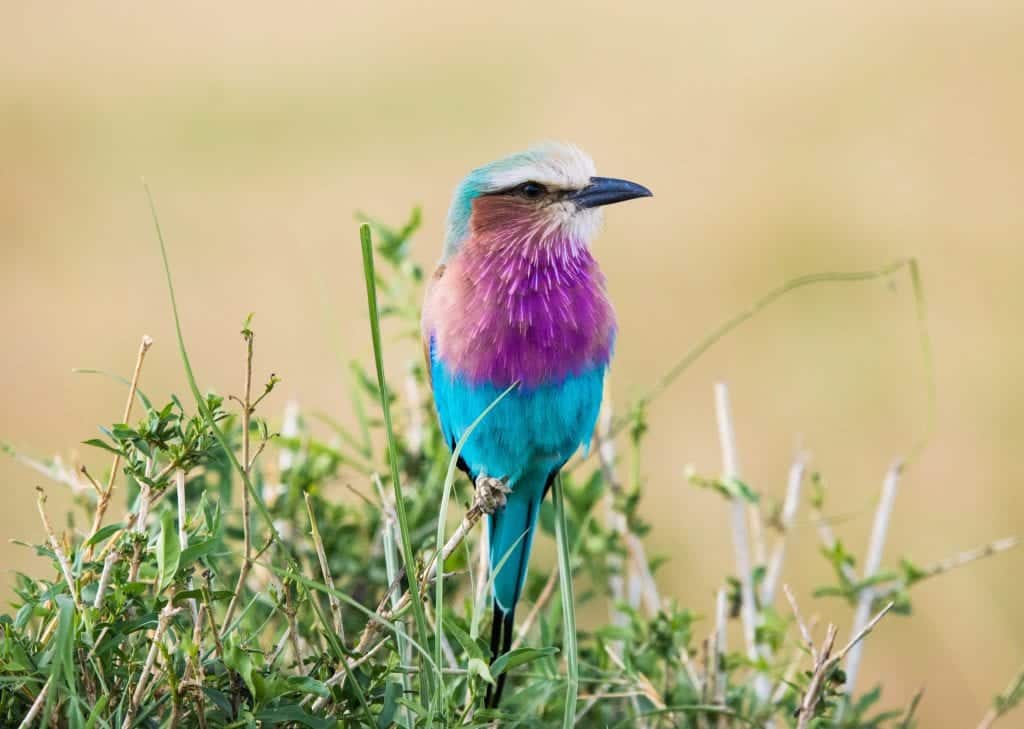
[475,474,512,514]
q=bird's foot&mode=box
[474,473,512,514]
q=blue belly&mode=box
[430,356,606,483]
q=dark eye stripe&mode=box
[483,181,551,199]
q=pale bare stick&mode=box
[844,461,902,698]
[762,455,806,605]
[93,552,119,610]
[714,384,757,661]
[714,383,769,704]
[86,335,153,556]
[17,675,52,729]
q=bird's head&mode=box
[442,142,651,260]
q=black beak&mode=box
[570,176,653,209]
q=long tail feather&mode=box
[484,473,549,708]
[485,601,516,708]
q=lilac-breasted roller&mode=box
[421,143,651,706]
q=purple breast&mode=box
[431,234,616,389]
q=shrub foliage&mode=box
[1,209,1019,728]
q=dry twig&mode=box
[222,326,256,633]
[36,488,83,614]
[784,583,894,729]
[86,335,153,556]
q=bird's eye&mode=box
[516,181,546,199]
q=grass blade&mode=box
[145,183,282,546]
[552,475,578,727]
[358,223,437,704]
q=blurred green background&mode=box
[3,2,1023,725]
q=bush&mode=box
[1,207,1020,728]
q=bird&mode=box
[421,142,651,708]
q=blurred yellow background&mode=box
[3,2,1023,725]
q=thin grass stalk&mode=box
[553,474,579,728]
[604,259,934,447]
[358,223,436,705]
[304,491,344,640]
[378,479,413,728]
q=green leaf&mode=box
[377,680,402,728]
[156,510,180,592]
[490,646,559,678]
[468,657,495,686]
[443,615,485,661]
[83,522,125,549]
[179,537,221,569]
[84,695,110,729]
[900,557,928,587]
[51,595,76,690]
[81,438,121,455]
[285,675,330,698]
[224,637,257,699]
[722,476,760,504]
[254,705,336,729]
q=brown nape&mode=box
[470,195,546,238]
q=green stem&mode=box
[553,475,578,728]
